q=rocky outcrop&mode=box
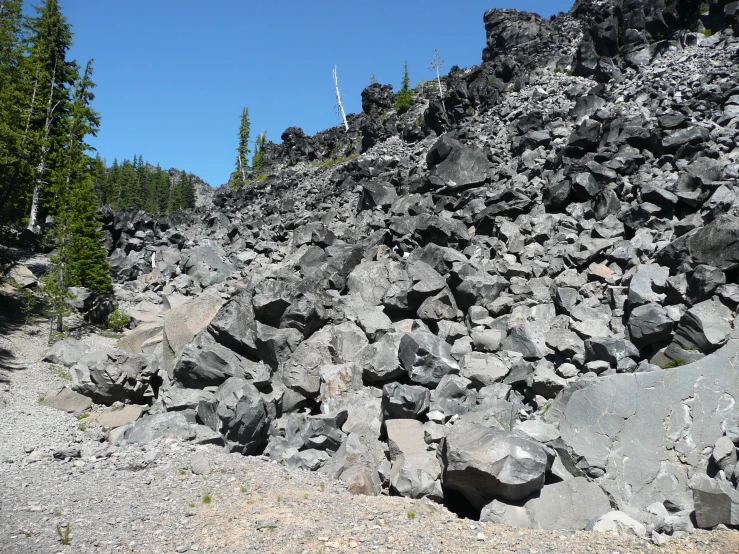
[82,0,739,535]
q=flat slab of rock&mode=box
[40,386,92,413]
[42,338,90,368]
[558,340,739,512]
[89,405,143,429]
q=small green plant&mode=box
[53,365,71,381]
[395,61,412,114]
[567,68,575,77]
[661,358,687,369]
[284,474,292,481]
[106,309,129,332]
[19,287,36,324]
[657,32,667,40]
[277,495,282,502]
[203,493,212,504]
[56,523,71,545]
[319,482,325,492]
[188,501,196,508]
[53,508,62,517]
[303,493,308,499]
[316,153,358,169]
[241,485,248,493]
[554,67,561,74]
[75,413,89,420]
[703,28,713,37]
[77,423,86,432]
[407,510,416,520]
[180,469,187,475]
[701,6,710,15]
[37,395,45,403]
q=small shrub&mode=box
[106,309,129,332]
[53,508,62,517]
[75,413,89,420]
[661,358,687,369]
[19,287,36,324]
[78,423,86,432]
[567,68,575,77]
[701,6,710,15]
[407,510,416,520]
[316,153,358,169]
[240,485,248,493]
[554,67,561,74]
[56,523,71,545]
[277,495,282,502]
[319,482,325,492]
[203,493,212,504]
[703,28,713,37]
[188,501,196,508]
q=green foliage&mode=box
[106,309,129,332]
[394,61,412,114]
[56,523,71,545]
[407,510,416,520]
[235,107,251,182]
[202,493,212,504]
[252,130,267,173]
[703,28,713,37]
[316,153,358,169]
[554,67,561,74]
[661,358,687,369]
[567,68,575,77]
[18,286,37,324]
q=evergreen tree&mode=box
[235,107,250,184]
[107,157,120,207]
[21,0,78,230]
[154,164,169,214]
[395,61,412,114]
[56,60,110,295]
[181,171,196,209]
[252,130,267,173]
[169,173,183,212]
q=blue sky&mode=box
[38,1,573,187]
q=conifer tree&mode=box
[22,0,77,230]
[395,61,412,114]
[235,107,250,184]
[252,130,267,173]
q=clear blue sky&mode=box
[33,1,574,187]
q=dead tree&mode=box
[333,65,349,132]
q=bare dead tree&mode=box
[333,65,349,132]
[429,49,447,115]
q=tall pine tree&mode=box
[235,107,250,184]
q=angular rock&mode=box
[43,338,90,368]
[673,298,732,354]
[399,330,460,387]
[689,473,739,529]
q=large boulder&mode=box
[386,419,443,501]
[399,330,460,387]
[124,412,194,443]
[43,338,90,368]
[71,350,159,406]
[656,215,739,271]
[197,377,269,454]
[426,135,491,190]
[181,244,235,287]
[162,293,225,376]
[440,421,553,508]
[558,340,739,512]
[482,9,550,63]
[673,298,733,354]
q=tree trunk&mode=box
[27,61,58,231]
[333,66,349,132]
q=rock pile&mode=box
[65,0,739,537]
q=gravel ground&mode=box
[1,285,738,554]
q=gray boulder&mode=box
[525,478,611,530]
[426,134,491,190]
[181,244,235,287]
[689,473,739,528]
[657,215,739,271]
[71,350,159,406]
[386,419,443,501]
[628,303,674,346]
[382,382,430,421]
[558,340,739,512]
[673,298,733,354]
[354,332,405,382]
[43,338,90,368]
[440,421,553,507]
[124,412,195,443]
[399,330,460,387]
[197,377,269,454]
[627,264,669,307]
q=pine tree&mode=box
[181,171,196,209]
[252,130,267,173]
[154,164,168,214]
[22,0,77,230]
[235,107,250,184]
[395,61,412,114]
[0,0,30,222]
[47,59,111,296]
